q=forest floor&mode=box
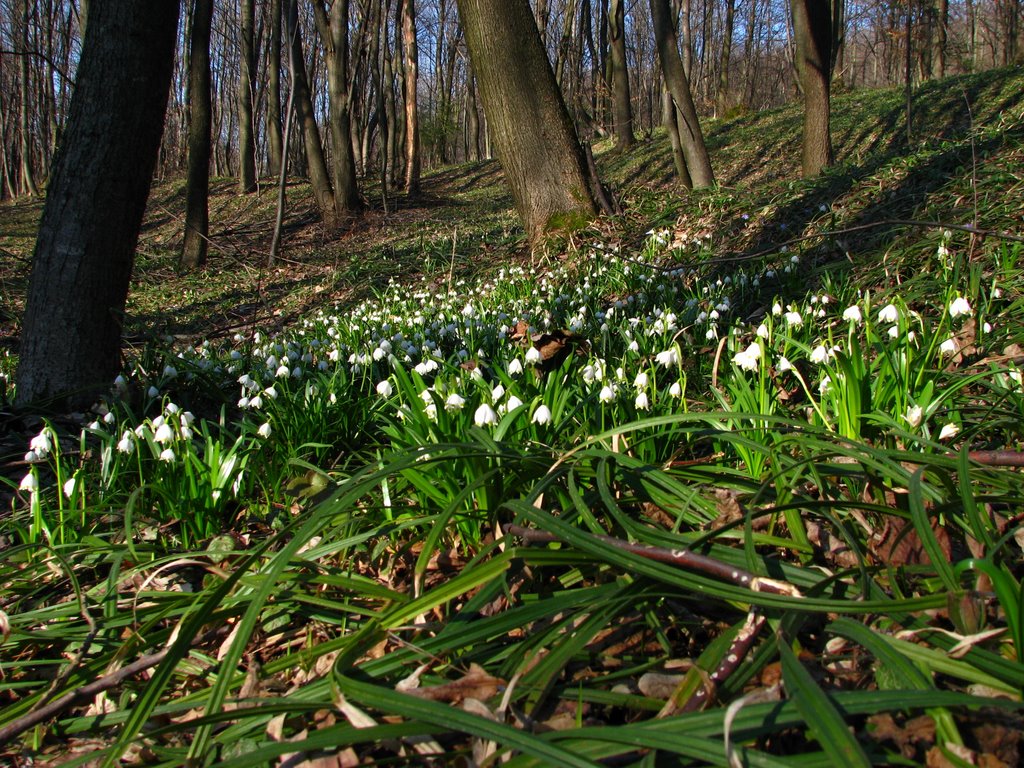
[1,67,1024,767]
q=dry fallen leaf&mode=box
[404,663,504,704]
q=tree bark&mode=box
[791,0,834,177]
[181,0,213,272]
[267,0,284,178]
[16,0,179,409]
[715,0,736,117]
[238,0,257,192]
[455,0,598,243]
[650,0,714,188]
[608,0,634,149]
[18,0,39,196]
[285,0,337,227]
[401,0,421,195]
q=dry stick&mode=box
[682,609,766,713]
[0,624,232,746]
[505,525,801,597]
[967,451,1024,467]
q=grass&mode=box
[1,67,1024,765]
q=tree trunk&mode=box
[401,0,421,195]
[608,0,634,150]
[18,0,39,196]
[456,0,598,243]
[238,0,257,192]
[313,0,363,215]
[663,86,691,188]
[650,0,714,187]
[16,0,179,409]
[715,0,736,116]
[181,0,213,272]
[285,0,336,227]
[791,0,834,177]
[267,0,284,178]
[932,0,947,78]
[466,70,481,161]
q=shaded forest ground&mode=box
[1,66,1022,359]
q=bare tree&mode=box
[401,0,421,194]
[238,0,257,192]
[792,0,836,176]
[608,0,634,149]
[181,0,213,271]
[16,0,179,408]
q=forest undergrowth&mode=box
[1,68,1023,766]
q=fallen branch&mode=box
[967,450,1024,467]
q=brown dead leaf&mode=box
[870,517,951,567]
[638,672,688,699]
[868,713,936,759]
[404,663,504,704]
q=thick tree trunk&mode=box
[715,0,736,117]
[401,0,421,195]
[650,0,714,188]
[932,0,948,78]
[285,0,337,227]
[663,86,692,189]
[181,0,213,272]
[313,0,363,215]
[267,0,284,178]
[608,0,634,150]
[792,0,834,177]
[455,0,598,243]
[16,0,179,409]
[238,0,257,192]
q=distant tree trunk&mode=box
[16,0,179,409]
[932,0,947,78]
[466,70,481,161]
[18,0,38,196]
[456,0,598,243]
[650,0,714,187]
[238,0,257,192]
[608,0,634,149]
[181,0,213,272]
[715,0,736,116]
[267,0,284,178]
[401,0,421,195]
[791,0,834,176]
[663,86,692,188]
[742,0,758,108]
[285,0,337,227]
[312,0,363,215]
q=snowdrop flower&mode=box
[63,477,78,499]
[376,380,394,397]
[113,374,128,392]
[30,430,52,457]
[777,356,793,372]
[257,422,272,438]
[634,371,649,389]
[159,448,176,463]
[939,337,957,356]
[154,423,175,444]
[24,450,38,463]
[772,303,783,317]
[162,365,177,379]
[948,296,972,318]
[238,396,251,409]
[117,431,134,454]
[491,384,505,402]
[507,358,524,376]
[888,325,900,339]
[179,424,193,440]
[818,375,832,395]
[756,323,769,339]
[424,401,438,421]
[525,346,543,365]
[635,391,650,411]
[249,394,264,409]
[732,343,761,372]
[263,386,278,399]
[938,423,960,440]
[877,304,899,323]
[656,347,680,369]
[983,322,992,333]
[784,311,803,327]
[505,395,524,412]
[809,345,830,365]
[532,404,552,425]
[904,404,924,428]
[599,385,616,403]
[103,411,117,425]
[705,327,718,341]
[474,403,498,427]
[842,305,862,323]
[669,381,682,398]
[19,472,38,492]
[445,393,466,412]
[147,385,160,398]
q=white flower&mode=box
[424,401,438,421]
[445,393,466,412]
[904,404,924,428]
[159,448,176,463]
[24,450,38,463]
[784,311,803,327]
[842,305,862,323]
[147,386,160,398]
[113,374,128,392]
[117,431,134,454]
[888,325,900,339]
[655,347,679,368]
[507,358,524,376]
[938,423,960,440]
[63,477,78,499]
[163,364,177,378]
[756,323,769,339]
[525,346,543,365]
[491,384,505,402]
[777,356,793,372]
[263,386,278,399]
[376,380,394,397]
[732,343,761,372]
[948,296,972,318]
[877,304,899,323]
[635,391,650,411]
[939,337,957,356]
[599,385,616,403]
[628,340,640,353]
[474,403,498,427]
[772,302,783,316]
[505,395,523,411]
[634,371,649,389]
[257,422,272,438]
[29,431,52,457]
[669,381,682,398]
[154,423,175,444]
[531,404,553,425]
[249,394,264,409]
[19,472,38,492]
[809,345,830,365]
[818,375,832,395]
